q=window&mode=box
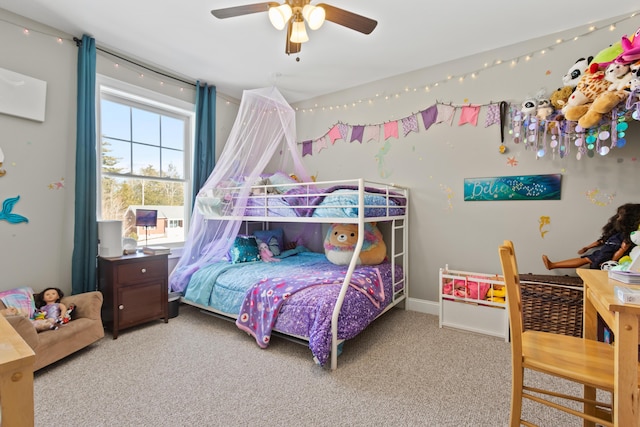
[97,77,193,246]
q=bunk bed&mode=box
[169,86,407,369]
[175,178,409,369]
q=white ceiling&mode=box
[1,1,639,103]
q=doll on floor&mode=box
[542,203,640,270]
[32,287,68,331]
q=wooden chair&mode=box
[498,240,615,427]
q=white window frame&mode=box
[96,74,195,246]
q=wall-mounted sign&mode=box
[464,174,561,201]
[0,67,47,122]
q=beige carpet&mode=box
[34,304,593,426]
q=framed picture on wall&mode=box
[0,67,47,122]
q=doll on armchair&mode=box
[32,287,71,331]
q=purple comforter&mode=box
[183,251,404,366]
[236,267,385,350]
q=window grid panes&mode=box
[98,88,192,247]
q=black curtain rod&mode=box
[74,36,196,88]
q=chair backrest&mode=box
[498,240,524,351]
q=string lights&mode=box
[4,11,639,113]
[1,16,240,107]
[294,10,640,114]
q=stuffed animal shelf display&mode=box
[553,34,638,130]
[562,65,610,121]
[324,223,386,265]
[571,63,630,129]
[546,57,593,117]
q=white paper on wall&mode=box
[0,67,47,122]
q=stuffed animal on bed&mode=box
[323,223,386,265]
[258,242,280,262]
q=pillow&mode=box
[229,235,260,264]
[268,172,298,193]
[0,287,36,318]
[253,228,284,256]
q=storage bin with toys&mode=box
[439,266,509,341]
[439,266,585,342]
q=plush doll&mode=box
[562,56,593,88]
[547,57,593,119]
[521,89,546,116]
[590,41,623,69]
[550,86,574,111]
[629,61,640,91]
[613,27,640,64]
[604,62,633,91]
[536,98,554,120]
[258,242,280,262]
[249,177,275,195]
[324,223,386,265]
[521,97,537,116]
[560,47,618,125]
[58,303,75,324]
[573,62,630,129]
[562,63,613,128]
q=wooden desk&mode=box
[0,314,35,427]
[578,269,640,426]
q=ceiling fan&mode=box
[211,1,377,56]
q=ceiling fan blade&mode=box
[211,2,279,19]
[285,19,301,55]
[317,3,377,35]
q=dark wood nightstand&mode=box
[98,252,169,339]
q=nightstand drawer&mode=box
[116,258,165,284]
[99,253,169,339]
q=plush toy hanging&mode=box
[324,223,386,265]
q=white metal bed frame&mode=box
[183,178,409,369]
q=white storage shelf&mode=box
[439,267,509,341]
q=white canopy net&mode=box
[169,87,311,293]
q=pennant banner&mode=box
[401,115,419,136]
[459,105,480,126]
[299,101,505,156]
[364,125,380,143]
[384,121,399,140]
[350,125,364,143]
[302,140,313,157]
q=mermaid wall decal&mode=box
[0,195,29,224]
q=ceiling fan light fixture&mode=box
[268,4,292,30]
[302,4,325,30]
[290,19,309,43]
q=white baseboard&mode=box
[405,297,439,316]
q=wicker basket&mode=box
[518,274,584,338]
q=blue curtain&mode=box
[71,35,97,294]
[192,81,217,204]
